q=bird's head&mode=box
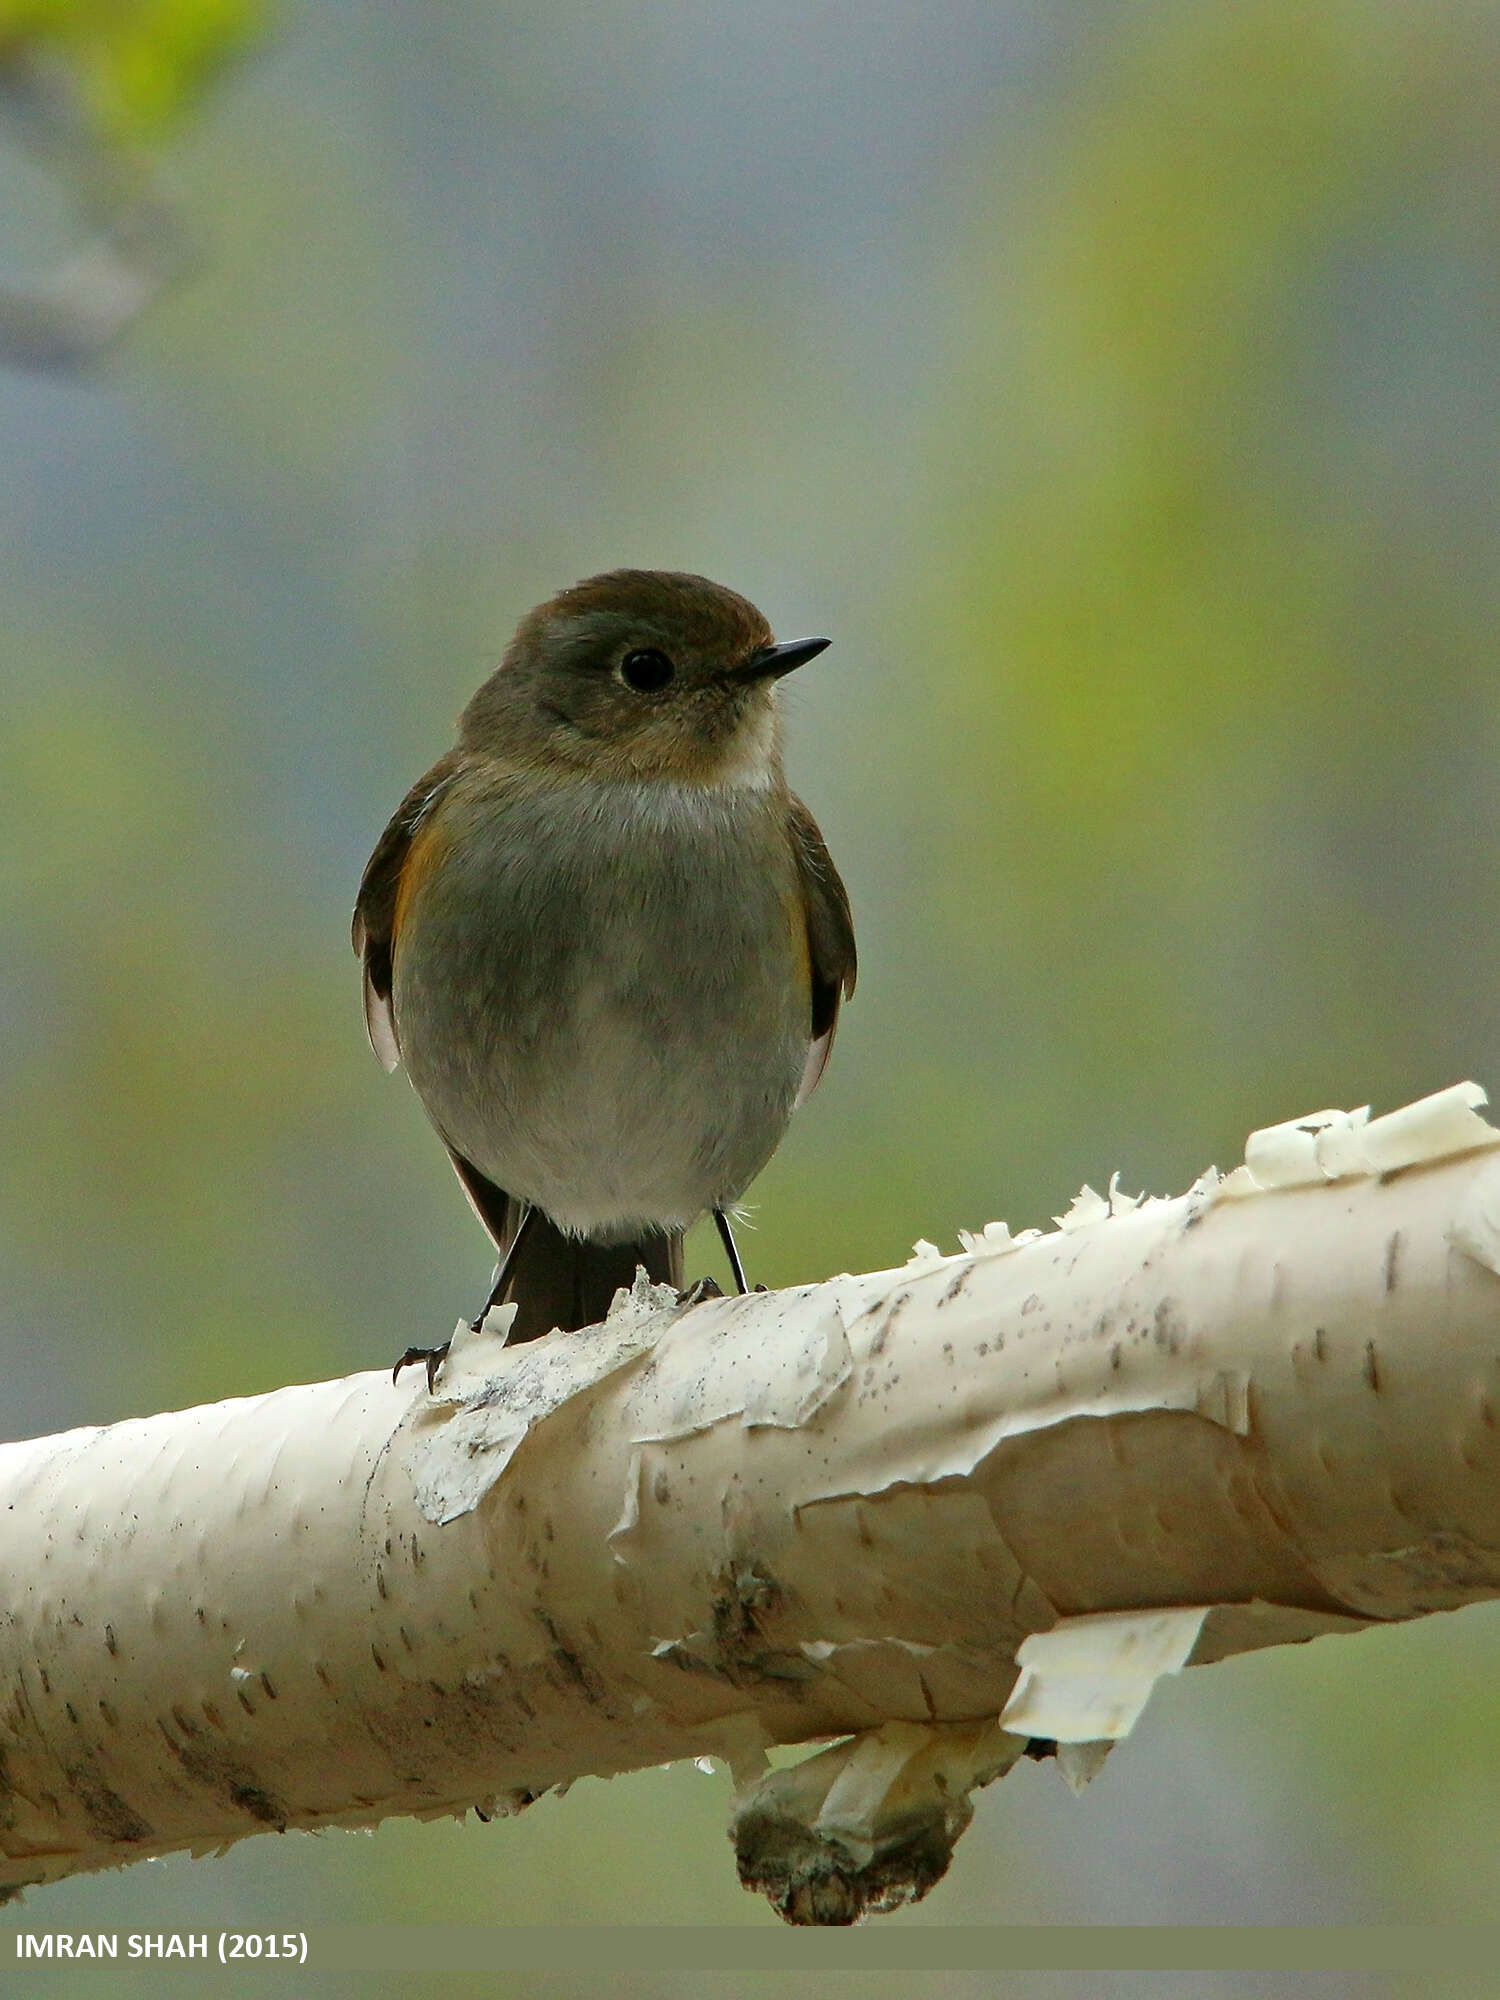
[458,569,829,787]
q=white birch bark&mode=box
[3,1083,1500,1923]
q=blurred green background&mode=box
[3,0,1500,1986]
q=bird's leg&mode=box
[714,1208,749,1293]
[676,1209,748,1311]
[470,1201,539,1331]
[393,1203,539,1390]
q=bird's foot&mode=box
[676,1275,724,1310]
[392,1341,451,1393]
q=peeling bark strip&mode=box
[3,1083,1500,1922]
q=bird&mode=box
[352,567,856,1380]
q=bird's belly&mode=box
[393,785,809,1237]
[469,976,802,1234]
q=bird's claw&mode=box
[393,1341,451,1393]
[676,1275,724,1309]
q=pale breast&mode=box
[392,772,811,1237]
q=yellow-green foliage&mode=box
[0,0,263,138]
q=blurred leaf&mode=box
[0,0,265,139]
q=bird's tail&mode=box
[497,1204,684,1341]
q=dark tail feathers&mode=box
[498,1206,683,1341]
[444,1144,684,1341]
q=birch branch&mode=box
[4,1083,1500,1924]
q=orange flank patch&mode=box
[391,805,452,946]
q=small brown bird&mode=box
[353,569,855,1372]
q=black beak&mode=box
[738,635,832,683]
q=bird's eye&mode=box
[618,648,674,692]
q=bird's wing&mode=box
[352,758,528,1268]
[786,791,857,1107]
[350,752,459,1072]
